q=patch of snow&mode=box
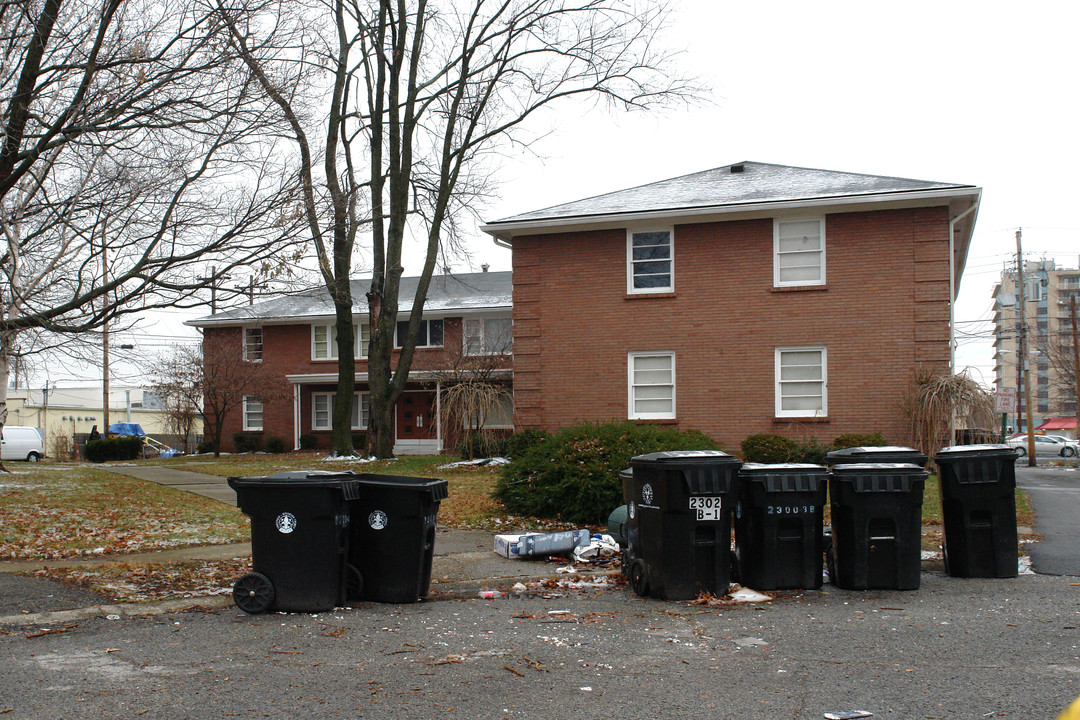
[921,550,943,560]
[1018,556,1035,575]
[438,457,509,469]
[320,454,379,463]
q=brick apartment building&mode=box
[189,272,513,454]
[482,161,981,449]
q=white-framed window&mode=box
[465,391,514,429]
[243,327,263,362]
[395,319,444,348]
[628,351,675,419]
[627,228,674,293]
[312,323,369,359]
[311,391,369,430]
[463,316,513,355]
[775,347,827,417]
[774,218,825,287]
[242,396,264,431]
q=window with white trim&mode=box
[242,396,264,431]
[312,323,369,359]
[627,229,673,293]
[463,317,512,355]
[775,347,827,417]
[311,391,369,430]
[774,218,825,286]
[466,391,514,429]
[628,352,675,419]
[395,319,444,348]
[243,327,263,362]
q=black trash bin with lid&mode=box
[828,463,927,590]
[734,464,828,590]
[934,444,1020,578]
[827,446,928,468]
[624,451,742,601]
[346,474,448,603]
[228,471,361,614]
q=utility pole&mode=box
[1015,229,1036,466]
[102,235,110,432]
[1071,294,1080,438]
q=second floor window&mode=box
[312,323,369,360]
[395,319,444,348]
[243,327,263,362]
[464,317,512,355]
[627,229,673,293]
[774,218,825,287]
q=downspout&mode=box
[948,200,979,448]
[492,235,512,250]
[949,202,979,373]
[292,382,300,450]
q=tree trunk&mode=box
[332,290,357,456]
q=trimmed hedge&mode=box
[299,434,319,450]
[85,436,144,463]
[831,432,887,449]
[233,433,263,453]
[740,433,797,463]
[265,436,286,454]
[494,421,719,525]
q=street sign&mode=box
[995,387,1017,414]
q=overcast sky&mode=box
[43,0,1079,389]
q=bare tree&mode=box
[148,346,203,453]
[0,0,305,447]
[902,368,996,465]
[433,320,512,459]
[217,0,693,457]
[153,340,286,456]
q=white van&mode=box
[1,425,45,462]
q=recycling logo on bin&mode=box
[275,512,297,534]
[368,510,389,530]
[641,483,654,505]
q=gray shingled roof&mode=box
[485,161,977,226]
[188,271,512,326]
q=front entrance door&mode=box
[396,391,436,441]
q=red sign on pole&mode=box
[995,387,1017,414]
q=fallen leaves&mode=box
[27,558,252,603]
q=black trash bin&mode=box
[346,474,448,603]
[623,451,742,601]
[827,446,928,468]
[228,471,361,614]
[828,463,927,590]
[734,463,828,590]
[934,444,1020,578]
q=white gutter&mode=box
[948,200,980,372]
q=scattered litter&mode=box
[478,591,506,600]
[579,687,593,692]
[734,637,769,648]
[494,529,591,559]
[572,534,620,563]
[439,457,510,469]
[1018,556,1035,575]
[106,614,121,620]
[823,712,872,719]
[730,587,772,603]
[512,583,527,594]
[555,565,577,574]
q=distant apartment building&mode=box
[992,259,1080,430]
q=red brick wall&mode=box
[511,206,952,450]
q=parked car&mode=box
[1,425,45,462]
[1006,433,1079,458]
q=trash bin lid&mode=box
[739,462,827,473]
[935,444,1018,460]
[631,450,739,464]
[350,473,449,502]
[829,462,926,473]
[227,471,360,491]
[826,446,928,466]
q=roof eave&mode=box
[482,186,982,240]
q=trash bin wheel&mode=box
[628,559,650,597]
[233,572,275,614]
[346,564,364,601]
